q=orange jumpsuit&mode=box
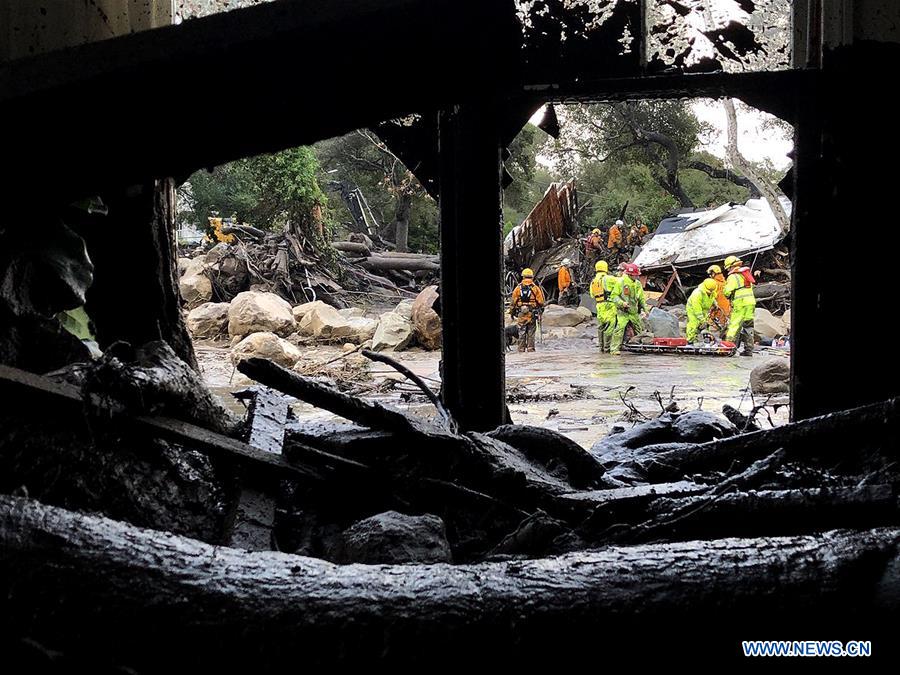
[708,273,731,330]
[607,224,622,250]
[558,265,572,293]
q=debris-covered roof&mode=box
[503,180,578,257]
[633,197,792,271]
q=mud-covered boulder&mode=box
[394,298,415,321]
[332,511,452,564]
[576,306,594,323]
[345,317,378,343]
[230,331,302,368]
[541,305,585,327]
[372,311,414,351]
[186,302,230,338]
[754,307,787,339]
[411,285,442,350]
[590,411,737,485]
[179,258,212,309]
[177,257,192,276]
[292,300,329,323]
[781,309,791,332]
[298,302,351,339]
[228,291,296,338]
[647,307,680,338]
[750,358,790,395]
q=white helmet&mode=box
[615,219,624,226]
[561,258,572,266]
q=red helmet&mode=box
[624,263,641,277]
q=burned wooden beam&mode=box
[0,363,318,483]
[438,103,506,431]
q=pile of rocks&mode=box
[184,284,444,371]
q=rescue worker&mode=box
[706,264,731,332]
[557,258,574,306]
[607,219,623,253]
[637,219,650,241]
[608,262,647,355]
[510,268,546,353]
[584,228,604,264]
[722,255,756,356]
[589,260,618,353]
[686,279,719,344]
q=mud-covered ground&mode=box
[197,337,790,449]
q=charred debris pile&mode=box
[1,335,897,665]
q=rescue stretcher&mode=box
[622,337,737,356]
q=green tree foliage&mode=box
[314,131,436,253]
[179,147,328,238]
[539,101,777,231]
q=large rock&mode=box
[292,300,329,323]
[179,259,212,310]
[646,307,680,338]
[750,358,790,395]
[334,511,452,564]
[372,311,414,351]
[754,307,788,339]
[394,298,415,320]
[338,307,366,319]
[229,331,302,368]
[346,317,378,343]
[204,242,231,266]
[177,257,192,276]
[186,302,230,338]
[781,309,791,332]
[228,291,296,338]
[576,306,594,322]
[411,285,442,350]
[298,302,352,339]
[541,304,585,327]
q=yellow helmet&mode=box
[724,255,742,269]
[595,260,608,273]
[702,278,719,293]
[591,228,601,235]
[522,268,534,279]
[707,264,722,275]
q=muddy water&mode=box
[197,338,789,449]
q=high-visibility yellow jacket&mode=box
[589,271,618,304]
[609,275,647,316]
[724,268,756,309]
[687,284,715,321]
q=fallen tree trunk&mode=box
[362,257,440,272]
[331,241,372,256]
[2,496,898,669]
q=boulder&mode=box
[646,307,680,338]
[177,257,192,276]
[229,331,302,368]
[750,358,790,395]
[298,302,352,339]
[754,307,787,339]
[372,311,414,351]
[411,285,442,350]
[346,317,378,343]
[541,304,585,327]
[665,304,687,321]
[186,302,230,338]
[781,308,791,332]
[394,299,415,321]
[228,291,296,338]
[179,262,212,310]
[332,511,452,564]
[292,300,329,323]
[575,306,594,323]
[203,242,232,266]
[338,307,366,319]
